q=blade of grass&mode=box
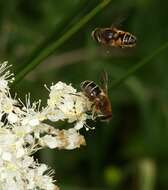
[16,1,95,73]
[14,0,111,84]
[110,41,168,89]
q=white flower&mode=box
[1,96,15,113]
[0,79,8,92]
[0,61,14,93]
[21,156,34,168]
[28,118,40,126]
[44,107,65,122]
[7,112,18,124]
[0,63,98,190]
[74,119,86,130]
[2,152,12,161]
[63,128,86,150]
[15,141,25,158]
[41,135,58,149]
[46,82,92,129]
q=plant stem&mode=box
[110,41,168,89]
[17,1,94,72]
[14,0,111,84]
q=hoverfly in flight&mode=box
[92,26,136,48]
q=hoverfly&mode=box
[80,72,112,120]
[92,27,136,48]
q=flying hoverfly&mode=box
[92,26,136,48]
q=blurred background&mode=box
[0,0,168,189]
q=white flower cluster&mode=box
[45,81,92,130]
[0,62,93,190]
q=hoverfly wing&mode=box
[110,14,127,29]
[100,70,108,93]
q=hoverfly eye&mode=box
[92,29,101,43]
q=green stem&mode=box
[14,0,111,84]
[110,41,168,89]
[17,1,94,72]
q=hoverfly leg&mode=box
[91,105,97,120]
[68,93,81,97]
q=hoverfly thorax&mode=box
[80,80,101,101]
[100,29,114,42]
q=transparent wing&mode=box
[111,14,128,29]
[100,70,108,93]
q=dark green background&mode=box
[0,0,168,189]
